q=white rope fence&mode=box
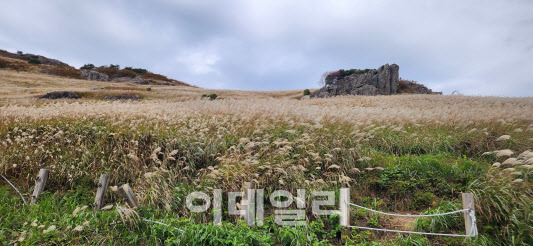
[346,202,477,237]
[347,202,469,217]
[339,188,478,237]
[0,173,27,205]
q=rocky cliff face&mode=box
[311,64,441,97]
[311,64,400,97]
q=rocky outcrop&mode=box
[39,91,80,99]
[80,70,109,81]
[311,64,400,97]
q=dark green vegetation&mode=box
[80,64,95,70]
[28,59,42,65]
[0,117,531,245]
[323,69,373,85]
[202,93,218,100]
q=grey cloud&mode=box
[1,0,532,96]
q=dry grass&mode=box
[0,70,305,102]
[1,94,532,126]
[0,68,532,245]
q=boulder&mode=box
[80,70,109,81]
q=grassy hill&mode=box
[0,56,532,245]
[0,49,190,87]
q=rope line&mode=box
[0,173,27,205]
[346,201,476,237]
[347,202,468,217]
[346,225,470,237]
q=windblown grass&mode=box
[0,71,532,245]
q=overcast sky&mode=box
[1,0,532,96]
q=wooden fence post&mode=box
[94,174,110,211]
[30,169,49,205]
[119,183,139,208]
[340,188,350,227]
[462,192,477,237]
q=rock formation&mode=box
[311,64,439,97]
[312,64,399,97]
[80,70,109,81]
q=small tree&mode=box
[80,64,95,70]
[110,64,120,70]
[16,51,23,55]
[303,89,311,95]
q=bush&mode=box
[320,68,373,85]
[146,87,152,91]
[16,50,23,55]
[0,59,8,68]
[0,58,30,71]
[303,89,311,96]
[41,66,82,79]
[202,93,218,100]
[413,192,437,210]
[109,64,120,70]
[28,59,41,64]
[125,66,149,74]
[39,91,80,99]
[80,63,95,70]
[142,72,171,82]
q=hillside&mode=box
[0,52,532,245]
[0,49,191,87]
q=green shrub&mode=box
[413,192,437,210]
[125,66,149,74]
[339,68,372,76]
[470,177,533,245]
[0,59,8,68]
[109,64,120,70]
[28,59,41,64]
[303,89,311,96]
[146,87,152,91]
[202,93,218,100]
[414,201,463,234]
[80,63,95,70]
